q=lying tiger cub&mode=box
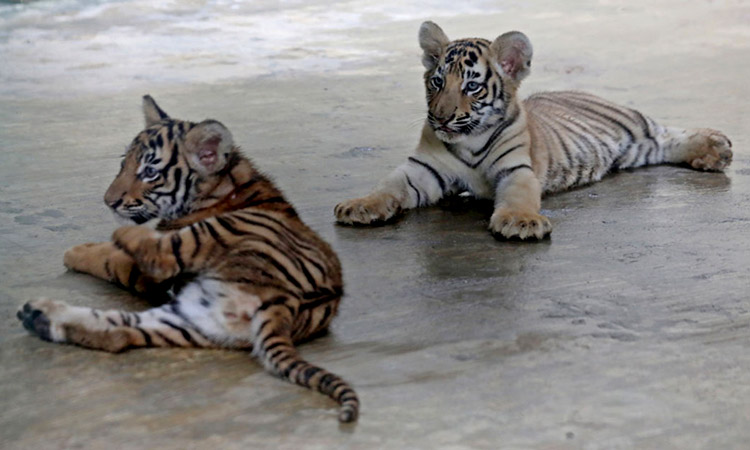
[17,96,359,423]
[335,21,733,240]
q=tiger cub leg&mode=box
[615,126,733,171]
[171,281,359,422]
[64,242,168,296]
[659,127,733,171]
[17,298,214,352]
[489,166,552,241]
[335,156,452,225]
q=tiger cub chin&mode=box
[335,21,733,240]
[17,96,359,423]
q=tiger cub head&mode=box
[419,21,532,143]
[104,96,236,224]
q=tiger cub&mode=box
[17,96,359,423]
[335,21,733,240]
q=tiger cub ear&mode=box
[491,31,533,83]
[419,21,450,71]
[143,95,171,127]
[183,120,234,175]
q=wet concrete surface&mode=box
[1,0,750,448]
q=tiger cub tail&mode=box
[253,320,359,423]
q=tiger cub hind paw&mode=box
[688,129,733,171]
[334,193,401,225]
[17,298,70,343]
[489,209,552,241]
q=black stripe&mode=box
[405,175,422,206]
[336,388,355,399]
[158,318,195,344]
[257,295,290,311]
[135,327,152,346]
[320,304,333,326]
[189,224,202,258]
[282,360,304,379]
[267,348,290,362]
[180,170,194,207]
[494,164,533,186]
[492,129,525,151]
[488,143,525,167]
[215,216,245,236]
[237,174,262,191]
[256,319,272,337]
[263,341,289,353]
[161,142,180,172]
[231,214,282,236]
[255,252,304,290]
[159,168,182,203]
[170,234,185,272]
[203,221,228,248]
[154,330,180,347]
[299,293,339,312]
[257,334,278,356]
[408,157,446,193]
[326,381,345,393]
[301,367,323,384]
[148,97,169,119]
[546,124,576,177]
[462,109,520,169]
[296,260,318,290]
[318,373,336,390]
[274,353,296,366]
[572,155,587,187]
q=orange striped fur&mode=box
[18,96,359,423]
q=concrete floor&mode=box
[1,0,749,448]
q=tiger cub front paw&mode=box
[112,226,177,281]
[17,298,71,343]
[112,225,157,254]
[64,242,113,274]
[489,209,552,241]
[334,193,401,225]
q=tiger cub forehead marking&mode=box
[130,120,194,157]
[441,39,492,75]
